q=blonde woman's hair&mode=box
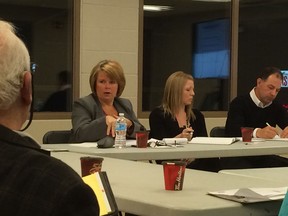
[162,71,195,121]
[0,20,30,110]
[89,60,126,97]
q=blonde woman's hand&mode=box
[106,115,117,137]
[179,127,194,141]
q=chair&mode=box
[42,130,72,144]
[210,126,226,137]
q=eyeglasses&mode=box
[30,62,37,73]
[21,62,36,131]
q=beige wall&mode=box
[25,0,226,144]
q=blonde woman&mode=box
[149,71,207,140]
[149,71,220,172]
[72,60,143,143]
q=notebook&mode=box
[189,137,239,145]
[83,171,119,216]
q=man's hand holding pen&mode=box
[256,122,279,139]
[266,123,288,138]
[280,126,288,138]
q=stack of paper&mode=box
[189,137,239,145]
[163,138,188,144]
[147,138,185,148]
[208,187,288,203]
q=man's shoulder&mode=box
[0,146,96,214]
[28,148,77,174]
[34,151,79,177]
[25,150,83,190]
[231,94,250,104]
[0,142,81,184]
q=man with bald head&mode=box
[0,20,99,215]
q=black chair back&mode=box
[42,130,72,144]
[210,126,226,137]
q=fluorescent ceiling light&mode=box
[143,5,172,12]
[193,0,230,2]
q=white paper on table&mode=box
[69,140,137,148]
[267,138,288,141]
[251,138,266,142]
[208,187,288,203]
[44,148,69,152]
[69,143,98,148]
[163,138,188,144]
[189,137,239,145]
[148,138,184,148]
[154,145,183,149]
[125,140,137,147]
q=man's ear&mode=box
[256,78,262,86]
[21,71,32,105]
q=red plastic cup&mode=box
[241,127,254,142]
[136,131,149,148]
[80,157,104,177]
[162,161,186,191]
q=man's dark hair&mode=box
[259,66,283,81]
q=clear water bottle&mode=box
[114,113,127,148]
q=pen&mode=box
[184,124,194,135]
[266,122,280,137]
[184,124,194,141]
[190,130,194,136]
